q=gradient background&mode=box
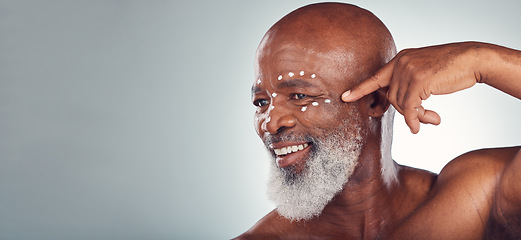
[1,0,520,239]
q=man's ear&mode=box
[367,87,390,117]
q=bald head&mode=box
[256,3,396,88]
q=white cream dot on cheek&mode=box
[269,105,274,111]
[325,99,331,103]
[300,71,305,76]
[301,106,307,112]
[288,72,294,77]
[278,75,283,80]
[266,116,271,123]
[272,92,277,98]
[312,102,319,106]
[311,74,316,78]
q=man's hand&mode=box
[342,42,487,133]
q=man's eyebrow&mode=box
[251,79,318,96]
[251,85,262,95]
[277,79,318,89]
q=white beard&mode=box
[266,124,362,222]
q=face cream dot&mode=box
[272,92,277,98]
[301,106,307,112]
[300,71,305,76]
[278,75,283,80]
[269,105,274,111]
[266,116,271,123]
[311,74,316,78]
[288,72,294,77]
[312,102,319,106]
[256,79,261,84]
[325,99,331,103]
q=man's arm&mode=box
[342,41,521,235]
[341,42,521,133]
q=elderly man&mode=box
[236,2,521,239]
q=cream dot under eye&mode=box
[301,106,307,112]
[312,102,319,106]
[278,75,283,80]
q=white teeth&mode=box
[280,147,287,155]
[274,143,310,156]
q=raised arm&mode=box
[342,42,521,133]
[342,41,521,237]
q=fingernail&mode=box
[342,90,351,100]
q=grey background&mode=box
[1,0,520,239]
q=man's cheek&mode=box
[296,98,340,125]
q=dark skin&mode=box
[236,3,521,239]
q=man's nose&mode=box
[263,106,297,134]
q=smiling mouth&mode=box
[274,143,309,156]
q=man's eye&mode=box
[291,93,308,100]
[253,99,269,107]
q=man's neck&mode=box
[310,135,405,238]
[317,170,403,237]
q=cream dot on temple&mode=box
[312,102,319,106]
[311,74,316,78]
[272,92,277,98]
[300,71,305,76]
[301,106,307,112]
[288,72,294,77]
[325,99,331,103]
[278,75,283,80]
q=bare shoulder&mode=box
[432,146,521,211]
[233,210,292,240]
[437,146,521,185]
[390,146,521,239]
[435,146,521,238]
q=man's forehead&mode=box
[259,45,321,65]
[257,50,330,81]
[254,40,361,94]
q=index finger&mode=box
[341,58,394,102]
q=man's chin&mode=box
[277,154,313,184]
[267,155,358,222]
[266,121,363,221]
